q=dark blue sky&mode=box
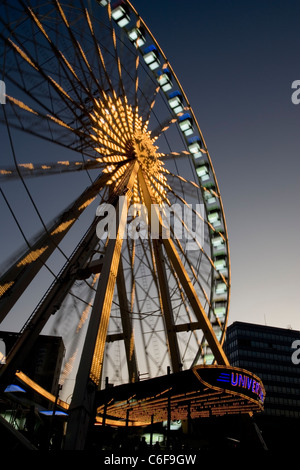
[133,0,300,329]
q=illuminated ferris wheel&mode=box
[0,0,230,439]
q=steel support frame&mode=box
[64,161,139,450]
[0,172,111,322]
[0,165,136,390]
[0,214,105,391]
[116,256,139,383]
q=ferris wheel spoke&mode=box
[168,262,203,343]
[140,84,160,133]
[80,6,134,135]
[2,34,92,134]
[160,171,230,332]
[4,94,85,140]
[150,116,178,141]
[155,178,226,286]
[160,151,191,161]
[161,176,227,249]
[90,98,137,159]
[131,265,160,320]
[52,0,99,94]
[27,0,134,143]
[166,236,212,307]
[82,6,114,95]
[132,19,141,129]
[132,240,167,369]
[161,236,228,366]
[0,170,112,322]
[0,158,102,181]
[127,16,161,133]
[132,283,151,377]
[1,9,107,145]
[162,164,202,190]
[24,3,95,102]
[118,240,161,379]
[107,2,128,102]
[167,200,228,287]
[106,2,156,136]
[0,100,95,158]
[128,212,198,372]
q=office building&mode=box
[225,321,300,449]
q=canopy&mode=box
[95,365,265,426]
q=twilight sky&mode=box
[132,0,300,330]
[1,0,300,336]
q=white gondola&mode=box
[143,45,160,70]
[111,2,130,27]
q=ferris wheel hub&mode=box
[132,130,160,174]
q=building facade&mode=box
[225,321,300,418]
[0,331,65,403]
[224,321,300,449]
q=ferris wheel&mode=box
[0,0,230,426]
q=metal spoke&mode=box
[0,158,102,181]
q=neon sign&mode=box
[217,371,265,403]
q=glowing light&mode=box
[51,219,75,235]
[6,95,38,115]
[19,163,34,170]
[0,281,14,298]
[89,96,167,203]
[60,350,78,384]
[17,247,48,267]
[47,114,72,129]
[7,39,38,70]
[47,76,72,100]
[15,371,69,410]
[76,303,92,333]
[78,197,96,211]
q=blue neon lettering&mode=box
[238,374,246,387]
[231,373,238,386]
[230,373,264,402]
